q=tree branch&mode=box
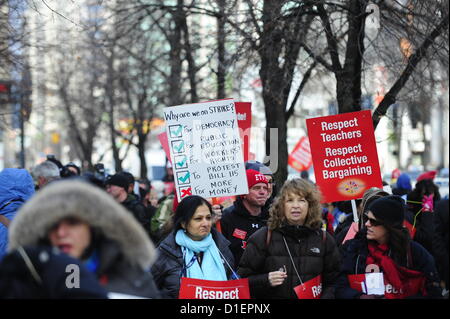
[372,13,449,129]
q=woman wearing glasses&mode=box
[237,178,341,299]
[335,195,442,299]
[151,195,235,298]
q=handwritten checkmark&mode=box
[169,125,183,138]
[175,155,188,169]
[177,171,191,184]
[172,140,185,153]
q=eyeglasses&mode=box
[364,213,383,227]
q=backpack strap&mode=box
[0,215,10,228]
[0,199,24,228]
[266,228,272,247]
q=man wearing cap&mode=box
[220,169,270,265]
[105,173,152,238]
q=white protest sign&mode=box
[364,273,385,295]
[164,99,248,201]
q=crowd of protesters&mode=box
[0,156,448,299]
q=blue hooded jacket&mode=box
[0,168,35,259]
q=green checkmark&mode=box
[170,125,183,137]
[178,172,190,183]
[173,140,185,153]
[176,156,187,168]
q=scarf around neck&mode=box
[175,229,227,281]
[366,243,426,297]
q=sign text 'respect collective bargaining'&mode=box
[306,110,383,203]
[164,99,248,201]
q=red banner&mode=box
[288,136,312,172]
[178,277,250,299]
[306,110,383,203]
[294,275,322,299]
[235,102,252,162]
[347,273,425,299]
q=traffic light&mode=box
[0,80,11,104]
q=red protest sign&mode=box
[294,275,322,299]
[178,277,250,299]
[288,136,312,172]
[235,102,252,162]
[342,222,359,244]
[158,131,172,164]
[306,110,383,203]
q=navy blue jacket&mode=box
[0,245,107,298]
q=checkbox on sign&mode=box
[171,140,185,154]
[174,155,188,169]
[169,125,183,138]
[179,186,192,199]
[177,171,191,185]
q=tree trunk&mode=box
[216,0,226,99]
[337,0,367,113]
[168,3,183,106]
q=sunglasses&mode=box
[364,213,383,227]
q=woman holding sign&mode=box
[151,195,236,298]
[335,195,442,299]
[238,178,341,299]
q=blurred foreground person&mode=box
[335,195,442,299]
[152,195,235,298]
[8,180,160,298]
[0,245,107,299]
[238,178,341,299]
[0,168,35,259]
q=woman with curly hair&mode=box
[237,178,341,299]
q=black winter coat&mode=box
[237,225,341,299]
[0,245,107,299]
[335,230,442,299]
[432,199,449,289]
[221,197,269,265]
[151,228,235,299]
[122,197,152,237]
[93,238,161,298]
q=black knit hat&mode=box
[105,174,129,191]
[367,195,405,228]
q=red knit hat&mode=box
[416,170,437,182]
[246,169,268,189]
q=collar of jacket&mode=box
[277,224,317,239]
[232,197,269,222]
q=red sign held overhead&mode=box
[288,136,312,172]
[306,110,383,203]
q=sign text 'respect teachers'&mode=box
[306,110,383,203]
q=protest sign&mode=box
[306,110,383,203]
[235,102,252,162]
[164,99,248,202]
[178,277,250,299]
[288,136,312,172]
[294,275,322,299]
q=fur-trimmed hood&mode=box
[8,180,156,270]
